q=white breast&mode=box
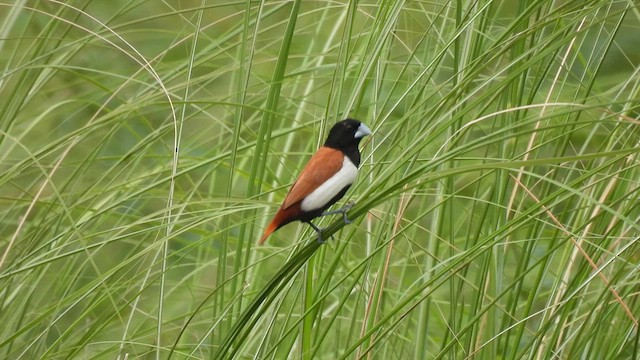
[300,156,357,212]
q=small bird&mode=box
[259,119,372,244]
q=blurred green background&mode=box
[1,1,639,359]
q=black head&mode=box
[324,119,372,151]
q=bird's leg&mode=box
[312,201,356,243]
[320,200,355,224]
[307,221,326,244]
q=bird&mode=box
[259,119,372,244]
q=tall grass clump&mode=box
[1,0,639,359]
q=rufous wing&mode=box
[282,147,344,209]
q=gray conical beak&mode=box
[355,123,372,139]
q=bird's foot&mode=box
[308,221,327,244]
[321,200,355,225]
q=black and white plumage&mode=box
[259,119,372,244]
